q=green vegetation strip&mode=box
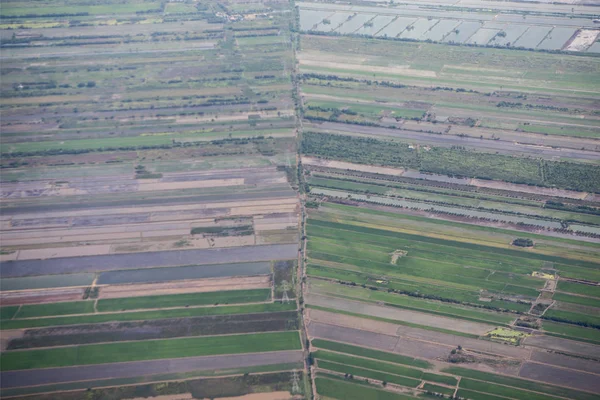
[0,306,19,320]
[96,289,271,312]
[14,301,95,319]
[315,376,417,400]
[308,218,599,271]
[311,339,431,369]
[1,331,301,371]
[460,378,564,400]
[1,303,296,330]
[456,389,510,400]
[317,360,420,388]
[552,293,600,309]
[314,351,457,386]
[542,321,600,344]
[557,281,600,299]
[443,366,598,400]
[423,383,455,396]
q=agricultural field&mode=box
[0,0,305,398]
[296,0,600,398]
[297,1,600,53]
[1,0,600,398]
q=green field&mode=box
[557,281,600,298]
[96,289,271,312]
[315,376,418,400]
[14,301,95,319]
[311,339,431,369]
[1,303,296,330]
[317,360,421,388]
[2,331,301,371]
[444,366,599,400]
[314,351,457,385]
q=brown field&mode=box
[1,287,85,306]
[302,156,404,176]
[98,276,271,299]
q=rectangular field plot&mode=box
[398,18,439,40]
[466,28,500,45]
[586,41,600,53]
[96,262,272,285]
[375,17,418,38]
[354,15,395,36]
[315,12,354,32]
[0,331,302,371]
[1,274,95,291]
[422,19,461,42]
[513,26,552,49]
[335,14,375,34]
[443,21,482,43]
[537,27,577,50]
[484,23,529,47]
[1,244,298,277]
[96,289,271,312]
[300,9,329,31]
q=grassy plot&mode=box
[308,218,600,277]
[423,383,455,396]
[542,321,600,343]
[443,366,598,400]
[459,378,566,400]
[317,360,421,388]
[321,202,600,256]
[314,351,457,385]
[0,306,19,320]
[96,289,271,312]
[316,376,418,400]
[311,339,432,369]
[553,293,600,308]
[557,281,600,298]
[1,331,301,371]
[309,275,514,325]
[544,309,600,327]
[1,303,296,330]
[14,301,95,319]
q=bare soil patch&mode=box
[298,55,437,78]
[98,276,271,299]
[1,288,85,306]
[469,179,588,199]
[302,156,404,176]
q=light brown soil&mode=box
[469,178,587,199]
[0,330,25,351]
[298,54,437,78]
[302,156,404,176]
[98,276,271,299]
[1,288,85,305]
[15,244,112,260]
[308,308,400,336]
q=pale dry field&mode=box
[302,156,405,175]
[98,276,271,299]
